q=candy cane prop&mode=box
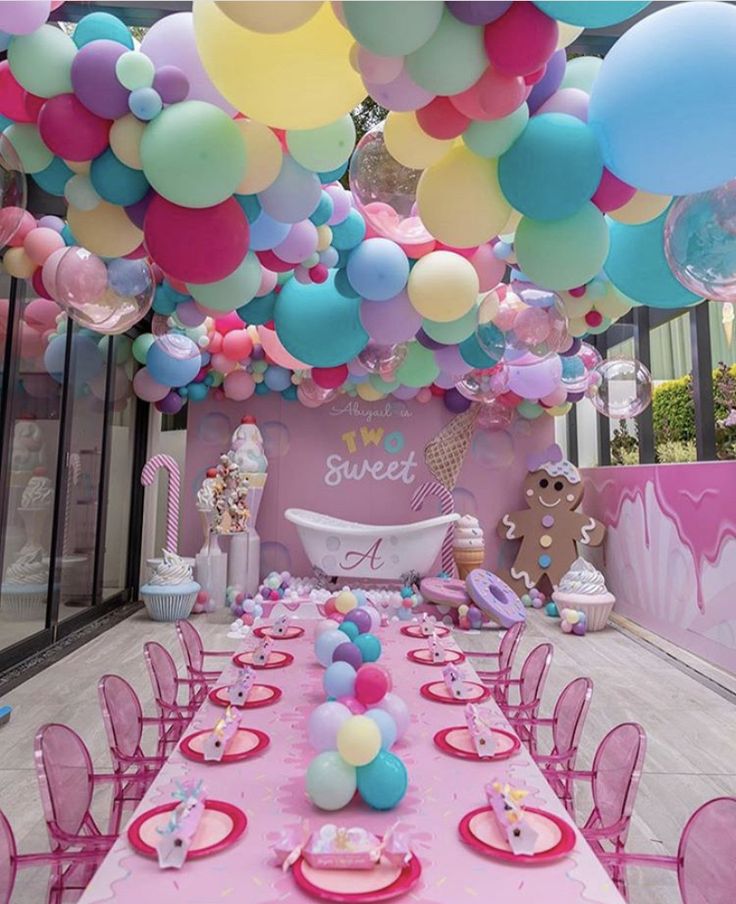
[411,481,456,577]
[141,454,180,554]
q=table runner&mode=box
[79,622,624,903]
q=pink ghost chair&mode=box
[176,619,232,705]
[143,641,199,757]
[467,620,526,689]
[598,796,736,903]
[491,642,554,736]
[98,675,167,833]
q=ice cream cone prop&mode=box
[454,548,485,580]
[454,515,485,579]
[424,405,480,491]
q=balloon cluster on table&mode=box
[4,2,736,422]
[315,610,383,670]
[559,607,587,636]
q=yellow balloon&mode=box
[407,250,479,323]
[556,22,583,50]
[546,403,572,417]
[335,590,357,614]
[566,610,581,625]
[384,111,452,170]
[559,292,591,319]
[417,146,510,248]
[3,247,36,279]
[336,716,381,767]
[316,224,332,251]
[64,158,90,174]
[234,119,283,194]
[500,207,522,237]
[109,114,145,170]
[356,383,385,402]
[458,604,469,617]
[215,1,322,33]
[609,190,671,225]
[67,201,143,258]
[193,0,365,129]
[567,316,588,338]
[596,285,634,320]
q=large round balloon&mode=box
[186,252,261,312]
[499,114,603,221]
[356,750,408,810]
[37,94,111,162]
[604,207,702,309]
[405,8,488,96]
[407,251,479,323]
[7,25,75,98]
[533,1,650,27]
[344,1,444,56]
[346,238,409,302]
[274,271,369,367]
[67,200,143,258]
[588,2,736,195]
[192,1,365,129]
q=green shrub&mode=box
[652,376,694,443]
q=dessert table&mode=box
[79,621,624,904]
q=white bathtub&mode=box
[284,508,459,582]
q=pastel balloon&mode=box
[287,115,356,173]
[336,715,381,767]
[258,154,321,224]
[275,220,318,265]
[73,11,134,49]
[152,65,189,105]
[363,65,434,113]
[463,104,529,159]
[4,123,52,174]
[7,25,75,98]
[536,88,589,122]
[67,200,143,258]
[0,1,51,36]
[37,93,111,162]
[356,750,408,810]
[533,2,650,27]
[527,49,566,113]
[364,708,397,750]
[384,110,452,170]
[406,9,488,96]
[356,47,403,86]
[147,335,201,386]
[90,148,149,206]
[323,662,357,700]
[451,65,528,122]
[223,369,255,401]
[187,252,261,313]
[346,238,409,302]
[23,227,63,266]
[360,292,422,344]
[344,1,444,56]
[71,39,131,119]
[484,2,558,77]
[133,366,169,402]
[446,2,512,26]
[109,114,145,170]
[353,633,382,663]
[507,354,562,400]
[306,751,357,811]
[592,169,636,214]
[407,250,479,323]
[235,119,282,195]
[315,629,347,668]
[609,190,671,225]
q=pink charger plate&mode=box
[208,684,282,709]
[232,650,294,670]
[433,725,521,761]
[128,800,247,860]
[459,806,576,864]
[292,851,422,902]
[253,624,305,640]
[406,648,465,666]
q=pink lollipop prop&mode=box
[141,453,181,553]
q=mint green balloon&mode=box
[396,341,439,388]
[369,374,400,393]
[132,333,155,364]
[463,105,529,159]
[115,51,155,90]
[515,203,610,291]
[287,115,356,173]
[517,400,544,419]
[306,751,357,811]
[406,10,487,96]
[422,306,477,344]
[140,101,246,208]
[209,371,224,387]
[8,26,75,98]
[187,252,261,312]
[560,57,602,94]
[5,124,52,174]
[344,1,444,56]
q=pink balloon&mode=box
[416,96,470,140]
[363,66,435,113]
[450,66,528,121]
[207,330,224,354]
[315,618,341,638]
[41,246,67,299]
[221,329,253,361]
[360,292,422,344]
[258,325,309,369]
[338,695,367,716]
[256,267,277,297]
[176,300,206,327]
[0,61,38,123]
[23,227,64,266]
[19,322,43,359]
[133,367,170,402]
[55,247,108,306]
[6,210,37,248]
[484,3,558,77]
[357,47,403,86]
[592,168,637,214]
[24,298,60,331]
[0,1,50,35]
[223,369,255,400]
[540,385,568,407]
[507,355,562,400]
[214,312,244,334]
[354,664,391,706]
[537,88,589,122]
[38,93,111,162]
[470,244,506,291]
[274,220,318,264]
[325,184,352,226]
[210,352,237,374]
[375,692,410,739]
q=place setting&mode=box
[399,614,451,640]
[208,665,283,709]
[406,631,465,666]
[420,664,491,705]
[253,614,305,641]
[233,636,294,670]
[433,703,521,761]
[179,706,270,764]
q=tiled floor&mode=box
[2,606,735,904]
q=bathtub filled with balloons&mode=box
[0,1,732,427]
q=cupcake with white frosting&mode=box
[140,550,200,622]
[553,558,615,632]
[1,547,48,620]
[454,515,485,580]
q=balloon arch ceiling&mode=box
[0,0,732,420]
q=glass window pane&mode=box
[650,313,696,463]
[606,329,638,466]
[709,303,736,460]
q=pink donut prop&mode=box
[466,570,526,629]
[420,577,469,608]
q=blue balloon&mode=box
[45,334,104,384]
[323,661,357,699]
[237,291,275,325]
[319,161,349,183]
[187,382,209,402]
[339,621,360,641]
[334,268,360,299]
[128,88,162,122]
[108,258,151,296]
[604,208,702,309]
[588,2,736,194]
[73,12,134,48]
[33,156,73,197]
[146,337,202,387]
[281,384,298,401]
[331,209,366,251]
[153,287,177,315]
[90,149,149,206]
[356,750,407,810]
[60,224,76,246]
[309,191,335,226]
[353,633,381,663]
[365,708,397,750]
[274,271,369,367]
[0,32,10,53]
[249,210,291,251]
[346,238,409,302]
[315,629,347,668]
[499,114,603,222]
[263,364,291,392]
[235,193,261,222]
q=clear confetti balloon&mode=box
[457,366,509,403]
[491,284,569,360]
[589,358,652,419]
[664,180,736,302]
[298,377,337,407]
[357,342,407,377]
[476,288,506,360]
[579,340,602,372]
[475,399,513,430]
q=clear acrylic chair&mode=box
[466,620,525,689]
[143,641,198,756]
[0,807,99,904]
[599,796,736,903]
[98,675,166,833]
[34,724,117,895]
[176,619,231,704]
[493,642,554,744]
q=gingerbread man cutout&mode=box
[497,445,604,597]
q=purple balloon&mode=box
[433,370,460,390]
[507,355,563,400]
[37,215,65,233]
[446,1,512,25]
[560,337,582,357]
[360,292,421,344]
[434,343,472,376]
[566,390,585,403]
[177,300,206,327]
[444,387,472,413]
[71,40,130,119]
[392,385,419,400]
[332,642,363,670]
[152,65,189,105]
[415,329,443,350]
[344,608,372,634]
[125,191,153,229]
[528,49,567,114]
[157,390,185,414]
[537,88,590,122]
[363,67,434,113]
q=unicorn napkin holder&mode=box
[273,822,411,872]
[228,666,256,706]
[443,663,470,699]
[202,706,241,762]
[156,780,206,869]
[485,781,539,856]
[271,614,290,637]
[429,632,446,664]
[420,613,438,637]
[253,636,273,666]
[465,704,497,757]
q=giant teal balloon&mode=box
[345,1,444,56]
[604,208,702,309]
[533,2,649,27]
[274,271,369,367]
[499,114,603,221]
[589,2,736,195]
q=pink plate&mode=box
[400,623,451,639]
[209,684,282,709]
[419,577,468,607]
[433,726,520,761]
[128,800,247,860]
[233,650,294,670]
[179,727,270,763]
[253,624,305,640]
[459,806,576,864]
[292,852,422,902]
[420,680,490,705]
[406,648,465,667]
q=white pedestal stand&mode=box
[227,531,261,597]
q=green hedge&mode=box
[651,363,736,444]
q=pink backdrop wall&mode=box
[583,462,736,674]
[182,397,553,578]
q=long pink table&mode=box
[80,622,624,903]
